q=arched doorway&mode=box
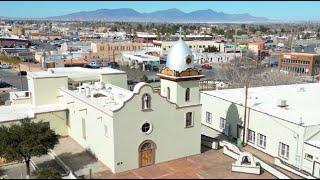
[138,140,156,167]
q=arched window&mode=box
[142,94,151,110]
[167,87,170,100]
[185,88,190,102]
[185,112,193,128]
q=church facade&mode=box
[0,38,204,173]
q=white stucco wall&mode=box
[0,110,68,136]
[302,142,320,177]
[100,74,128,90]
[160,79,200,106]
[58,89,116,172]
[200,92,307,170]
[28,76,68,105]
[113,84,201,173]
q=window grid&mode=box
[206,112,212,124]
[257,133,266,149]
[279,142,289,159]
[248,129,255,144]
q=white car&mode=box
[0,64,12,69]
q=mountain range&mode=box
[48,8,269,23]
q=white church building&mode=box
[0,38,204,173]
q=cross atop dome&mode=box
[178,27,183,40]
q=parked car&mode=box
[201,64,212,70]
[107,62,120,69]
[18,71,27,76]
[0,64,12,69]
[86,60,103,69]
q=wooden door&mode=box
[141,149,153,167]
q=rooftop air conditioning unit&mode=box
[278,99,288,108]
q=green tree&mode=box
[33,167,62,179]
[0,119,59,178]
[140,75,148,82]
[203,46,219,53]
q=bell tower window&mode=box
[142,94,151,110]
[167,87,170,100]
[185,112,193,128]
[185,88,190,102]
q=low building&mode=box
[91,41,143,61]
[0,36,30,48]
[153,40,224,56]
[195,52,241,64]
[279,52,320,76]
[200,83,320,178]
[1,48,34,62]
[248,41,268,60]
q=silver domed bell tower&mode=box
[157,27,204,106]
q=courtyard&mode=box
[44,135,276,180]
[85,146,275,179]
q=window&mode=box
[142,94,151,110]
[185,88,190,102]
[220,117,226,129]
[279,142,289,159]
[185,112,193,128]
[206,112,212,124]
[104,125,108,137]
[141,122,152,134]
[257,133,266,149]
[167,87,170,100]
[305,153,313,161]
[82,118,86,140]
[248,129,255,144]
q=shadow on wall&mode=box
[226,103,242,139]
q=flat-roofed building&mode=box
[279,52,320,76]
[201,83,320,178]
[91,41,143,61]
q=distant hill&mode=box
[48,8,269,23]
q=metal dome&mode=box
[166,39,195,72]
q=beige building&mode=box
[0,38,203,173]
[91,41,143,61]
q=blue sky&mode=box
[1,1,320,21]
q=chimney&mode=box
[278,99,288,108]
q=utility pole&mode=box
[242,80,249,147]
[234,29,237,66]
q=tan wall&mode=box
[28,76,68,105]
[113,85,201,173]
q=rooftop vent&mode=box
[277,99,288,108]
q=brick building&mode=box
[279,52,320,76]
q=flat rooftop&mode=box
[28,67,126,81]
[201,83,320,126]
[63,82,134,113]
[0,104,67,122]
